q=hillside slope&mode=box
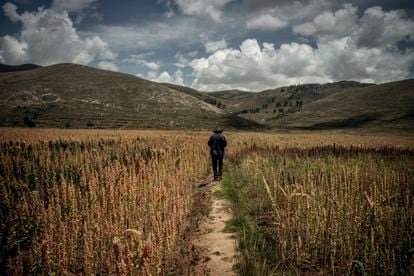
[1,63,412,132]
[0,63,263,130]
[215,81,374,113]
[275,79,414,130]
[210,80,413,131]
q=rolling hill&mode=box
[273,79,414,131]
[0,62,412,132]
[0,63,263,130]
[209,81,413,132]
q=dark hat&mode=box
[213,127,223,133]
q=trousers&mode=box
[211,155,224,178]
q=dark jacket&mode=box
[208,133,227,156]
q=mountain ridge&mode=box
[0,63,412,132]
[0,63,264,130]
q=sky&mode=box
[0,0,414,91]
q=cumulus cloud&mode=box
[144,69,184,85]
[2,0,412,91]
[194,3,413,91]
[51,0,100,24]
[319,37,414,82]
[0,2,116,66]
[189,37,414,91]
[168,0,235,21]
[123,55,160,71]
[281,0,333,23]
[3,2,20,22]
[174,52,190,68]
[174,51,198,68]
[0,35,28,63]
[97,60,119,71]
[294,4,414,47]
[241,0,334,34]
[356,6,414,47]
[205,39,228,53]
[244,0,333,28]
[190,39,328,91]
[141,61,160,71]
[246,14,287,31]
[293,4,359,39]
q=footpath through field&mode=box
[192,180,237,275]
[172,177,238,275]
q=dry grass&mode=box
[0,128,413,274]
[223,139,414,275]
[0,128,210,274]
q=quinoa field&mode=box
[0,128,413,275]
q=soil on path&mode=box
[170,179,237,275]
[192,181,237,275]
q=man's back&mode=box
[208,130,227,180]
[208,133,227,156]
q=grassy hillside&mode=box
[161,83,226,108]
[265,79,414,131]
[210,80,413,132]
[0,63,263,130]
[0,62,412,132]
[215,81,373,113]
[209,89,253,100]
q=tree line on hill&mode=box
[239,100,303,115]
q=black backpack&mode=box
[212,137,221,156]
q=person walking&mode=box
[208,127,227,181]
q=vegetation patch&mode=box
[223,146,414,275]
[1,129,413,274]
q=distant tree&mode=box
[23,116,36,127]
[271,97,275,102]
[284,102,288,107]
[86,122,94,127]
[262,104,268,109]
[276,102,281,108]
[205,98,217,105]
[273,109,277,113]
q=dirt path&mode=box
[169,179,238,275]
[192,180,237,275]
